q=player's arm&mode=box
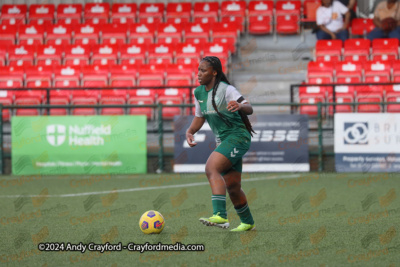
[348,0,356,9]
[225,86,253,115]
[227,99,253,115]
[186,117,205,147]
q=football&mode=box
[139,210,165,234]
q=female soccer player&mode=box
[185,56,256,232]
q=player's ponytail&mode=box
[203,56,232,127]
[202,56,255,136]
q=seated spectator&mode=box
[316,0,351,42]
[367,0,400,41]
[337,0,357,21]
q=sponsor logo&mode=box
[46,124,112,147]
[46,125,66,146]
[344,122,368,145]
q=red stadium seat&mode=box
[356,85,384,113]
[84,3,109,25]
[138,3,164,24]
[0,95,12,121]
[110,3,137,24]
[71,97,97,116]
[128,97,154,120]
[29,4,55,26]
[64,44,91,67]
[165,63,194,103]
[80,65,108,99]
[343,39,370,62]
[392,60,400,82]
[8,45,35,67]
[315,40,343,62]
[275,1,301,34]
[100,96,125,115]
[0,66,24,88]
[307,61,334,84]
[299,86,329,116]
[364,61,391,83]
[137,65,165,92]
[109,64,137,88]
[25,65,53,90]
[73,24,100,45]
[299,85,328,99]
[50,88,71,104]
[49,98,69,116]
[350,18,375,37]
[0,24,17,45]
[0,5,27,25]
[247,1,274,35]
[46,24,73,46]
[147,44,175,65]
[101,23,128,45]
[166,2,192,24]
[220,1,246,32]
[372,38,399,61]
[299,96,325,116]
[328,85,355,114]
[128,23,156,45]
[203,43,231,71]
[18,24,45,45]
[302,0,320,23]
[175,43,203,65]
[212,21,240,54]
[54,66,81,89]
[335,61,363,84]
[15,98,41,116]
[36,44,62,66]
[386,85,400,112]
[56,4,82,25]
[157,23,183,45]
[158,96,183,119]
[91,44,119,66]
[184,23,211,43]
[120,44,147,65]
[193,2,219,25]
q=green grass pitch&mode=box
[0,172,399,266]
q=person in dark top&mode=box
[337,0,357,21]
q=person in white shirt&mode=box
[316,0,351,41]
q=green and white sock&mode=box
[235,203,254,225]
[211,195,227,219]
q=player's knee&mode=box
[205,165,217,178]
[226,182,240,194]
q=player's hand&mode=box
[186,132,197,147]
[227,100,242,112]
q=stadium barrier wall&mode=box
[1,101,399,175]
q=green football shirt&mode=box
[194,81,250,142]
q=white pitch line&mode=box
[0,174,301,198]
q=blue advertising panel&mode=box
[174,115,310,172]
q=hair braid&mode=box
[211,74,232,127]
[202,56,255,136]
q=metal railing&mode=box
[1,101,398,175]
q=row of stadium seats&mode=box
[0,64,199,88]
[0,21,241,46]
[299,85,400,115]
[315,39,399,63]
[0,93,193,121]
[0,43,231,70]
[0,1,322,35]
[307,60,400,84]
